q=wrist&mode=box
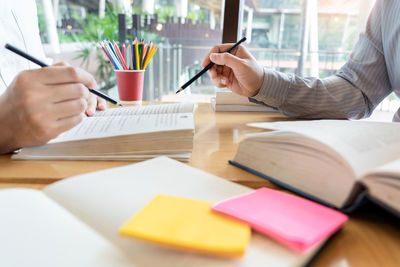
[0,93,19,153]
[248,61,265,97]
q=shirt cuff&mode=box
[249,68,292,108]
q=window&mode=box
[36,0,225,102]
[242,0,371,78]
[36,0,397,117]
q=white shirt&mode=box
[0,0,47,95]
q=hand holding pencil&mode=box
[197,37,265,97]
[2,44,108,152]
[176,37,248,94]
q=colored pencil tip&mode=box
[175,88,183,94]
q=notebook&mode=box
[0,157,331,267]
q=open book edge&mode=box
[12,103,195,161]
[231,120,400,215]
[211,92,277,112]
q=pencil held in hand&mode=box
[176,37,247,94]
[5,43,121,107]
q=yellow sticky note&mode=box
[119,195,250,258]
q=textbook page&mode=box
[94,103,195,117]
[50,113,194,143]
[0,189,132,267]
[44,157,321,267]
[248,120,400,178]
[361,158,400,213]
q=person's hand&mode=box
[202,43,264,97]
[0,63,103,153]
[52,63,106,116]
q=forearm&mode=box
[250,68,375,119]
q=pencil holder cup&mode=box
[115,70,145,104]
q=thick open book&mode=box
[230,120,400,216]
[211,92,276,112]
[12,103,195,161]
[0,157,328,267]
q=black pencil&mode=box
[5,43,122,107]
[176,37,247,94]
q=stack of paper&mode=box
[211,92,276,112]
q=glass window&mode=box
[36,0,225,102]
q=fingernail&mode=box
[86,110,94,116]
[210,54,217,61]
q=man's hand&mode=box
[0,63,105,153]
[202,43,264,97]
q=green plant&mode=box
[74,4,120,90]
[154,6,174,23]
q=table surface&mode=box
[0,103,399,267]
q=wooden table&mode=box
[0,103,399,266]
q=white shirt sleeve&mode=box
[0,0,48,95]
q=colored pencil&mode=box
[99,38,158,71]
[135,40,140,70]
[112,40,128,70]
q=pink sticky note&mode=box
[212,188,348,253]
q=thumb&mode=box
[210,52,242,68]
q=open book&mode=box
[12,103,195,161]
[211,92,276,112]
[0,157,328,267]
[230,120,400,216]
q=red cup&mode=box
[115,70,145,104]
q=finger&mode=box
[217,65,223,76]
[54,113,86,134]
[210,52,243,69]
[210,73,230,88]
[85,93,97,116]
[35,66,97,90]
[52,61,70,67]
[222,65,232,80]
[201,43,236,68]
[52,98,88,120]
[50,83,90,103]
[208,67,219,80]
[96,97,107,111]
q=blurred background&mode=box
[36,0,398,119]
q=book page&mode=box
[361,158,400,214]
[50,113,194,143]
[248,120,400,178]
[0,189,132,267]
[94,103,195,117]
[44,157,321,267]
